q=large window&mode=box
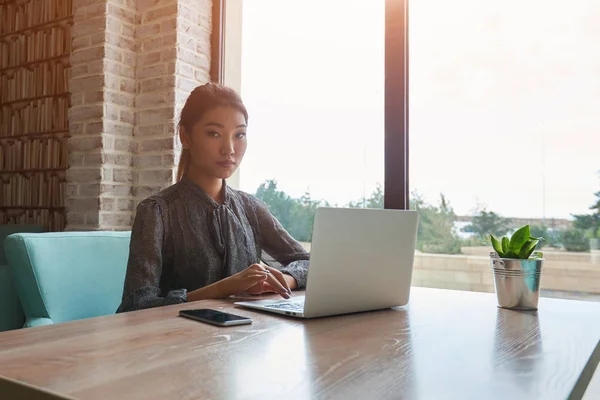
[409,0,600,300]
[239,0,386,244]
[229,0,600,301]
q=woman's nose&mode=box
[221,139,235,155]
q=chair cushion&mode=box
[0,224,44,331]
[5,231,131,325]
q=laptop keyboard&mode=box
[264,302,305,312]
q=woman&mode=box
[117,83,309,313]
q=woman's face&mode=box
[181,106,248,180]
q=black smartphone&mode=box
[179,309,252,327]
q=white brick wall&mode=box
[67,0,213,230]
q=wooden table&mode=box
[0,287,599,400]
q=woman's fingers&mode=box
[265,266,291,293]
[264,273,290,299]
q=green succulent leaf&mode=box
[502,237,510,254]
[531,251,544,259]
[509,225,531,256]
[491,235,504,257]
[519,239,540,259]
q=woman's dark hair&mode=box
[177,83,248,181]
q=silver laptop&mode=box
[234,207,419,318]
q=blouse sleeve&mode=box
[247,195,311,289]
[116,199,187,313]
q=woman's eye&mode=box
[208,131,220,137]
[236,132,247,138]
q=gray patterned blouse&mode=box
[116,177,310,313]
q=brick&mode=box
[139,76,175,93]
[139,137,174,152]
[132,185,162,199]
[120,109,135,124]
[161,48,177,62]
[71,93,84,106]
[72,35,91,51]
[100,212,133,227]
[85,121,103,135]
[71,46,105,64]
[86,3,107,18]
[137,107,174,124]
[66,212,85,225]
[136,22,160,39]
[139,169,173,185]
[84,153,103,165]
[143,32,177,52]
[137,64,167,80]
[103,136,115,150]
[65,183,79,199]
[102,167,113,181]
[104,153,133,166]
[105,121,133,136]
[70,75,104,93]
[167,62,176,75]
[136,92,167,108]
[106,16,123,35]
[100,184,132,196]
[105,33,135,51]
[133,154,162,168]
[176,76,198,93]
[85,212,100,226]
[68,136,103,152]
[195,69,210,83]
[176,63,194,79]
[66,168,102,183]
[87,60,106,75]
[100,198,115,211]
[114,168,133,183]
[106,62,135,79]
[74,0,100,8]
[78,183,102,196]
[106,74,120,91]
[137,0,162,10]
[134,124,166,136]
[162,153,175,166]
[160,17,177,33]
[115,138,133,152]
[121,78,136,93]
[178,48,210,70]
[117,198,134,211]
[143,4,178,23]
[123,50,136,67]
[72,16,107,37]
[105,45,122,62]
[105,91,134,107]
[71,65,89,78]
[122,22,134,37]
[108,3,136,24]
[68,154,84,167]
[69,105,103,122]
[90,31,106,46]
[138,51,161,65]
[84,91,104,104]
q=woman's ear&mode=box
[179,125,190,149]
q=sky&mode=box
[238,0,600,220]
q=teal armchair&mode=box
[0,224,45,331]
[4,231,131,328]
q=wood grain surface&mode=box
[0,287,598,400]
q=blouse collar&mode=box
[180,176,231,208]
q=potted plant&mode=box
[489,225,545,311]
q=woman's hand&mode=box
[244,263,293,299]
[216,264,291,299]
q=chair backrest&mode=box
[0,224,44,332]
[4,231,131,326]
